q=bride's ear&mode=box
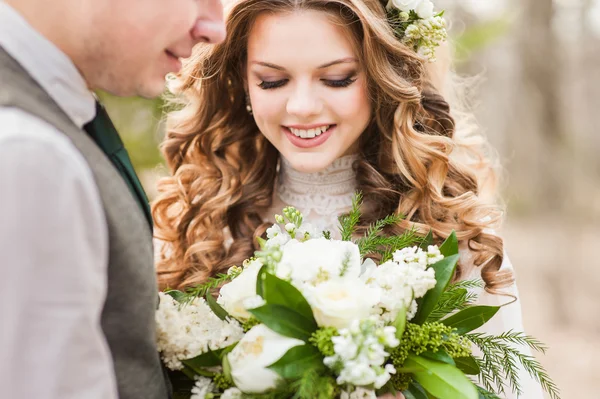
[425,40,452,96]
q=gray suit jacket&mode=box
[0,47,170,399]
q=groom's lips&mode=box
[165,50,183,72]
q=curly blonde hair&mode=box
[152,0,514,293]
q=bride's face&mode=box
[246,10,372,173]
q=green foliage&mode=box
[213,373,234,390]
[466,332,560,399]
[476,385,501,399]
[174,273,235,305]
[441,306,500,335]
[355,213,405,255]
[182,343,237,371]
[454,17,512,63]
[268,345,324,379]
[390,322,472,390]
[291,369,338,399]
[338,191,363,241]
[205,292,230,321]
[248,304,317,341]
[339,250,354,277]
[242,317,261,332]
[309,327,339,357]
[427,285,479,322]
[258,272,316,322]
[412,254,460,324]
[97,92,165,173]
[404,354,478,399]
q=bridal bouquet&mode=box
[157,195,558,399]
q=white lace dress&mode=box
[259,155,545,399]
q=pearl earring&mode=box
[245,94,253,115]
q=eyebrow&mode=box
[251,57,358,71]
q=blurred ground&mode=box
[504,217,600,398]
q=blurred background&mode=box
[102,0,599,397]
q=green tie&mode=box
[83,101,153,230]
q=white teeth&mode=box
[289,125,330,138]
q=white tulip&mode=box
[391,0,421,12]
[227,324,304,393]
[217,259,263,321]
[304,278,381,329]
[416,0,435,18]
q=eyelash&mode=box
[258,75,357,90]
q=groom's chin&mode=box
[98,77,167,99]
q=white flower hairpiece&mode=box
[384,0,448,62]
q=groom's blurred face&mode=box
[79,0,225,98]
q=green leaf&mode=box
[441,306,500,334]
[404,355,478,399]
[419,230,434,250]
[223,351,232,381]
[412,254,460,324]
[261,272,316,322]
[439,231,459,257]
[402,381,429,399]
[165,290,186,303]
[267,345,324,379]
[421,349,455,366]
[455,356,481,375]
[205,292,230,321]
[248,304,318,341]
[256,265,267,297]
[393,305,407,341]
[182,343,237,371]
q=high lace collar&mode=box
[276,154,358,215]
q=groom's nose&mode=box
[191,0,226,44]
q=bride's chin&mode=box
[283,154,334,174]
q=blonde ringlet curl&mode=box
[152,0,514,294]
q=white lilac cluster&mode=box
[362,246,440,323]
[324,318,400,389]
[155,292,244,370]
[340,387,378,399]
[190,376,215,399]
[388,0,448,62]
[220,388,243,399]
[265,208,323,249]
[403,16,448,62]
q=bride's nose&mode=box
[286,85,323,118]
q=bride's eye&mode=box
[258,79,288,90]
[322,75,357,88]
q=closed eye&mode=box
[258,79,288,90]
[322,76,357,88]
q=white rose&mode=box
[391,0,421,12]
[227,324,304,393]
[304,278,380,329]
[217,259,263,320]
[416,0,435,18]
[276,238,362,286]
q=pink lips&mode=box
[283,125,335,149]
[165,51,182,72]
